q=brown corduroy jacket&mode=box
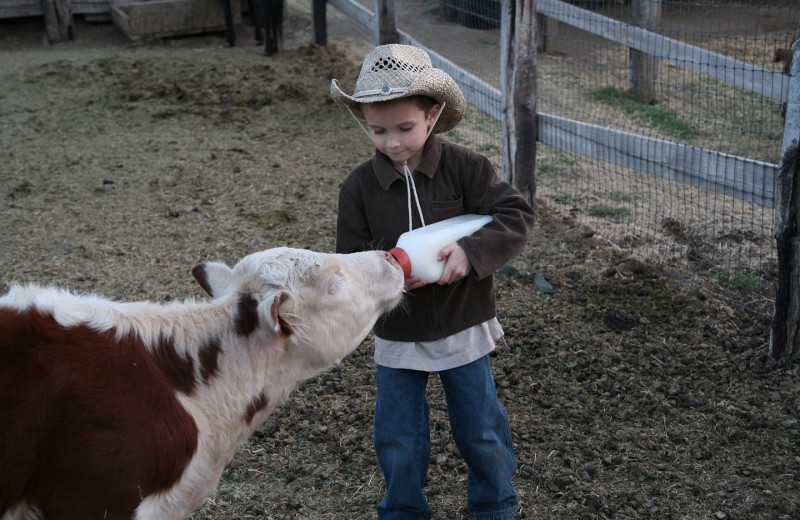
[336,136,535,342]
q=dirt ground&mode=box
[1,4,799,520]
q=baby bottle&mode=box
[389,214,493,283]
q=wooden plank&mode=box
[538,113,777,207]
[537,0,789,102]
[0,1,44,18]
[0,0,108,17]
[110,3,132,37]
[73,0,110,14]
[110,0,236,40]
[42,0,74,43]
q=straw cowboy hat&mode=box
[331,44,466,134]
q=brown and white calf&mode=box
[0,247,404,520]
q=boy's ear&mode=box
[428,102,442,127]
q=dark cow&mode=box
[219,0,284,55]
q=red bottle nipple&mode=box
[388,247,411,278]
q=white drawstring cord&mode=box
[402,101,445,231]
[403,161,425,230]
[346,106,373,140]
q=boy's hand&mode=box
[405,276,428,291]
[437,243,470,285]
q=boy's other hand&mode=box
[437,244,470,285]
[405,276,428,291]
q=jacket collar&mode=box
[372,136,442,191]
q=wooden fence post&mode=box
[536,12,557,55]
[501,0,537,204]
[629,0,660,104]
[770,28,800,362]
[374,0,398,44]
[312,0,327,45]
[438,0,459,23]
[41,0,74,43]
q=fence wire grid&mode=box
[314,0,799,312]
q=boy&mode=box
[331,44,534,520]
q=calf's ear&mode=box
[267,292,294,339]
[192,261,234,297]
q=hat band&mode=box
[353,86,410,98]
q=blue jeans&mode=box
[374,355,518,520]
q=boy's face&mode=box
[361,98,440,170]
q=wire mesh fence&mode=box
[315,0,798,312]
[533,0,795,308]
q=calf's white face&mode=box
[194,247,405,367]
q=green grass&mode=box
[716,268,769,291]
[553,194,578,205]
[476,143,499,154]
[444,129,468,145]
[539,149,578,178]
[588,204,632,219]
[467,105,502,134]
[591,85,699,141]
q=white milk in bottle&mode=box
[389,214,492,283]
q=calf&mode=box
[0,247,404,520]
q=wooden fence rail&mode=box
[0,0,107,18]
[538,114,778,207]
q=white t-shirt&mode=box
[374,318,504,372]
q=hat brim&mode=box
[331,68,466,134]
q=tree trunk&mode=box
[501,0,537,205]
[770,28,800,361]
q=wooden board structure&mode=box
[109,0,239,40]
[0,0,44,18]
[0,0,108,18]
